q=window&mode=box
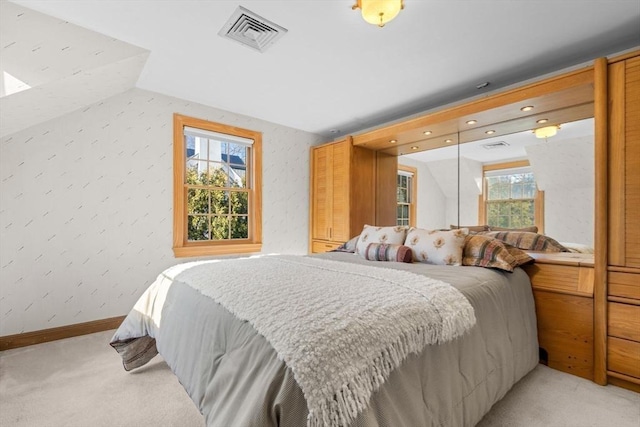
[397,165,417,227]
[480,161,544,231]
[173,114,262,257]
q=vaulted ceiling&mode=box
[3,0,640,139]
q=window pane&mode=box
[523,182,536,198]
[230,216,249,239]
[228,166,246,188]
[230,191,248,215]
[512,183,523,199]
[186,161,208,185]
[397,205,403,218]
[207,139,223,163]
[397,188,407,203]
[227,143,248,166]
[187,136,207,161]
[188,215,209,241]
[187,188,210,214]
[402,205,409,218]
[210,190,229,214]
[210,216,230,240]
[208,162,229,187]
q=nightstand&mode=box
[522,253,594,380]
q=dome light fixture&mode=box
[352,0,404,27]
[534,125,561,139]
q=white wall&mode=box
[397,157,446,229]
[421,157,482,228]
[527,136,594,246]
[0,88,324,336]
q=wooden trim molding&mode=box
[0,316,125,351]
[172,114,263,258]
[593,56,609,385]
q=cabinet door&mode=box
[331,141,350,242]
[609,56,640,268]
[312,145,331,240]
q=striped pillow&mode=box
[362,243,413,263]
[481,231,568,252]
[462,235,518,272]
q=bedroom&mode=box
[1,1,639,426]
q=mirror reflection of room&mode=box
[398,117,594,253]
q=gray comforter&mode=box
[111,252,538,427]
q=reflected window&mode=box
[397,165,417,227]
[482,161,543,231]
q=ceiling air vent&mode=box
[219,6,287,53]
[482,141,510,150]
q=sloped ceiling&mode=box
[7,0,640,138]
[0,2,149,137]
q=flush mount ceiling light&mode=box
[466,120,477,125]
[390,139,398,143]
[536,119,549,124]
[521,105,534,112]
[485,130,496,135]
[534,125,561,139]
[423,130,432,135]
[352,0,404,27]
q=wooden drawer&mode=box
[311,240,341,253]
[533,290,593,380]
[608,302,640,342]
[523,263,593,296]
[608,271,640,300]
[608,337,640,379]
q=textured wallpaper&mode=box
[0,88,323,335]
[0,2,149,137]
[526,136,594,246]
[398,157,446,230]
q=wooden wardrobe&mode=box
[309,137,396,253]
[596,51,640,391]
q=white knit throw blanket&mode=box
[167,255,476,427]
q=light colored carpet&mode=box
[0,330,638,427]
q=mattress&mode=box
[111,252,538,426]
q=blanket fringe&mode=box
[308,308,475,427]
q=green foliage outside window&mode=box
[186,167,249,241]
[486,172,536,228]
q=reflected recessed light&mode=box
[521,106,534,112]
[466,120,477,125]
[423,130,432,135]
[410,146,419,150]
[536,119,548,124]
[390,139,397,143]
[445,139,453,143]
[485,130,496,135]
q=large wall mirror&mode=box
[398,117,594,251]
[352,66,596,253]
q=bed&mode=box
[111,251,538,427]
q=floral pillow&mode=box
[463,235,523,272]
[355,225,407,255]
[361,243,413,263]
[404,227,468,265]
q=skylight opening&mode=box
[1,71,31,97]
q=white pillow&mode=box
[404,228,469,265]
[355,225,407,255]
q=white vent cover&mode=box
[482,141,510,150]
[219,6,287,53]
